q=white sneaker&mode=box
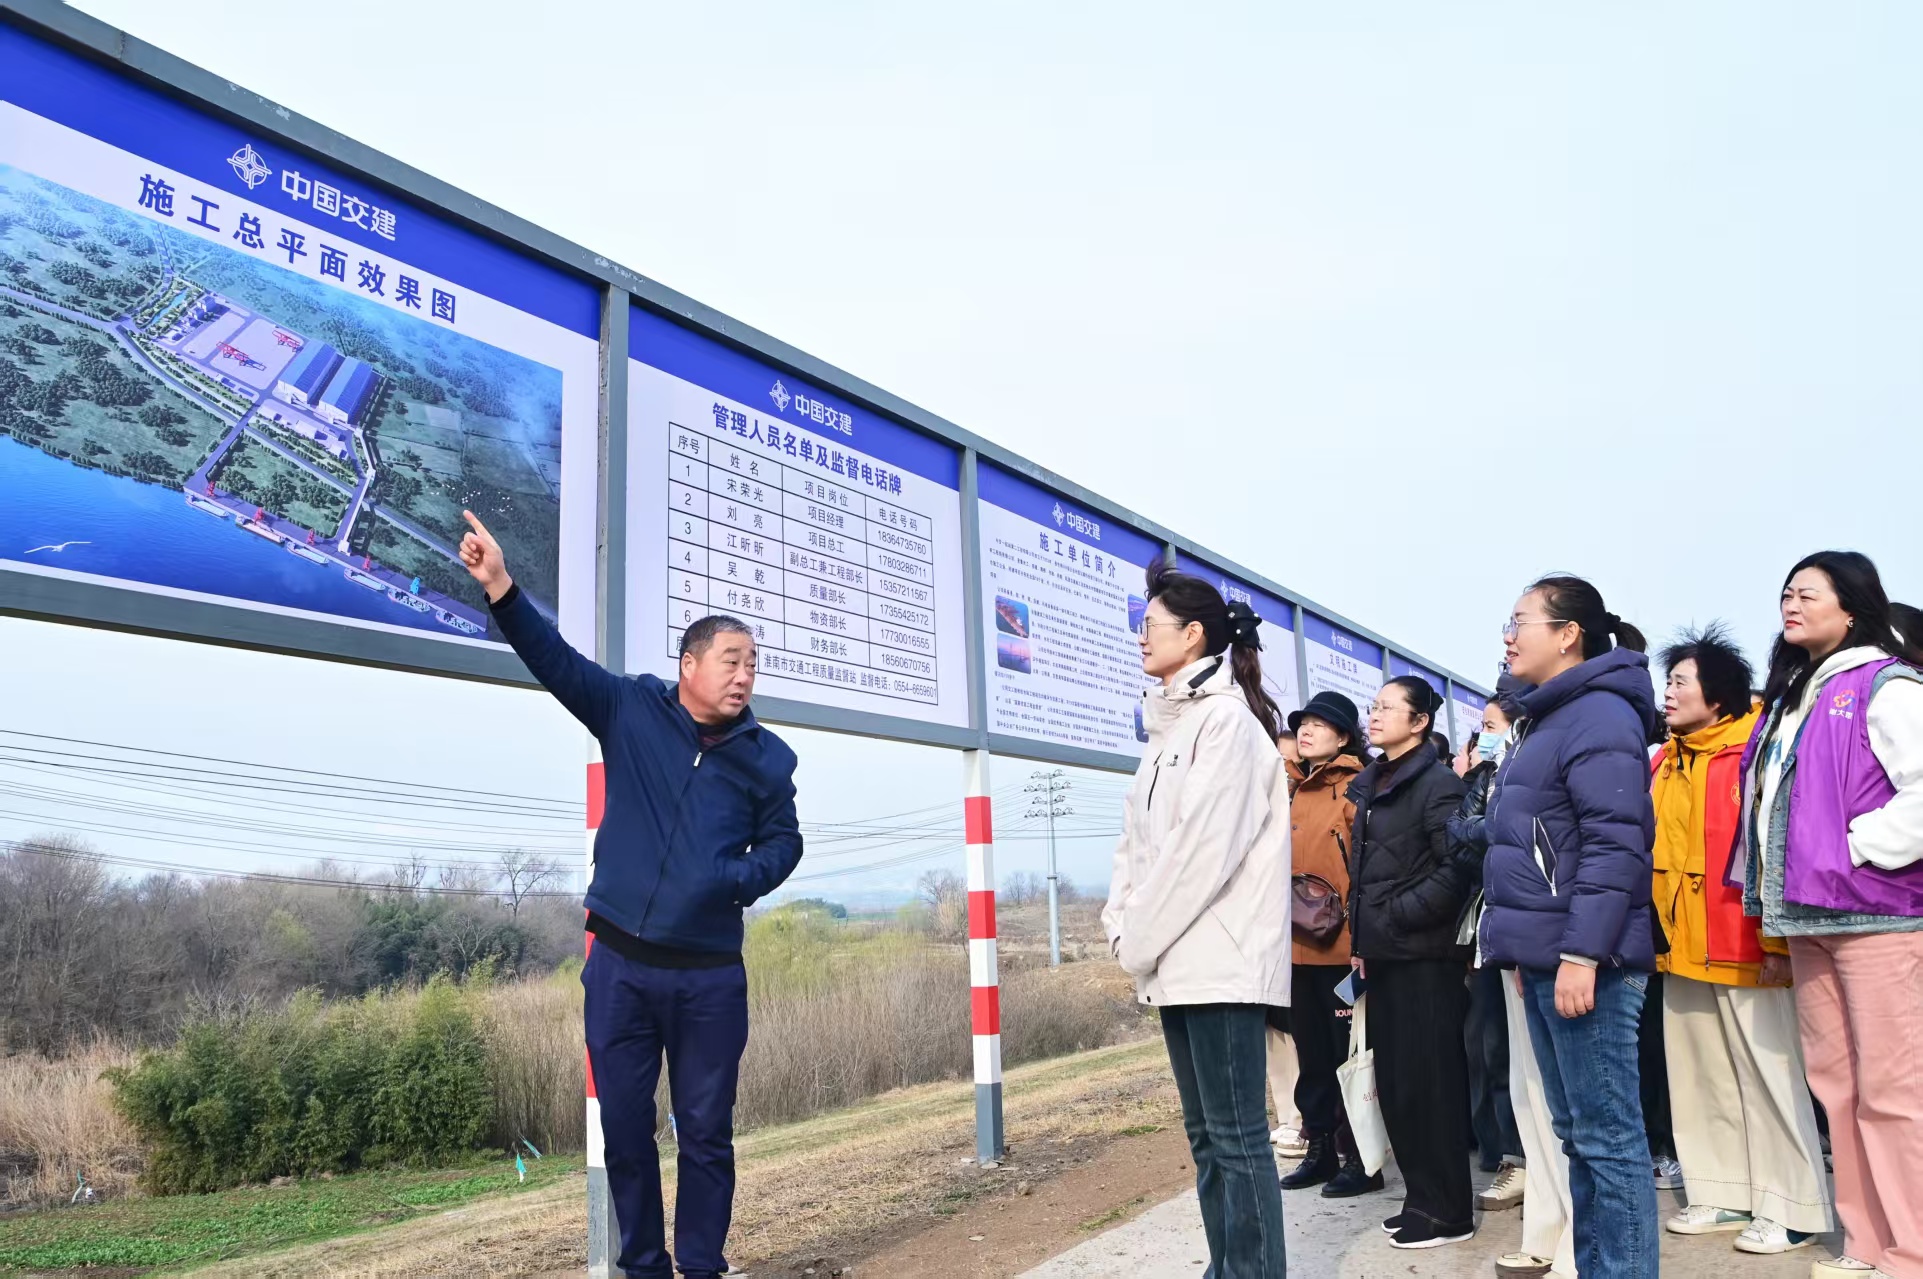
[1475,1161,1526,1211]
[1270,1125,1308,1156]
[1810,1257,1888,1278]
[1735,1218,1817,1255]
[1653,1155,1685,1189]
[1666,1204,1751,1235]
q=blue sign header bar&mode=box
[1302,613,1384,666]
[0,25,600,338]
[976,462,1163,567]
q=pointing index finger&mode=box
[461,509,495,542]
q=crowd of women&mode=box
[1102,550,1923,1279]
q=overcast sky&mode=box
[5,2,1920,900]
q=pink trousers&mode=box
[1790,931,1923,1278]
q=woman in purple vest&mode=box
[1735,550,1923,1279]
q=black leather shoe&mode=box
[1279,1133,1338,1190]
[1321,1157,1385,1198]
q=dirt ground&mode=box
[185,1036,1189,1277]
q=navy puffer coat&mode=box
[1479,648,1661,971]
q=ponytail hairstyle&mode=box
[1761,551,1923,711]
[1527,574,1647,660]
[1382,674,1444,739]
[1144,555,1285,743]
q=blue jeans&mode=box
[584,945,750,1279]
[1522,967,1659,1279]
[1161,1004,1288,1279]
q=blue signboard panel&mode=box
[626,307,970,726]
[976,462,1163,756]
[1388,653,1445,699]
[1302,613,1383,721]
[1181,552,1300,713]
[0,26,601,650]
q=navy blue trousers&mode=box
[584,944,750,1279]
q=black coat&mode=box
[1445,759,1499,858]
[1347,748,1472,963]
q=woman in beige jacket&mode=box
[1104,558,1293,1279]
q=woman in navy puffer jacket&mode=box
[1481,575,1662,1279]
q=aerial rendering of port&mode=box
[0,163,564,639]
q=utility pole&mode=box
[1023,769,1073,967]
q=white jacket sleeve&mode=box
[1102,784,1139,958]
[1116,708,1268,977]
[1850,677,1923,870]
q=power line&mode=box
[0,731,584,814]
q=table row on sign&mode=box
[668,481,937,569]
[668,449,935,544]
[668,530,940,612]
[659,620,941,693]
[668,576,940,655]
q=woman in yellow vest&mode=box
[1651,625,1834,1255]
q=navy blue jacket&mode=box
[492,587,802,953]
[1480,648,1660,971]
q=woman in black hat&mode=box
[1278,690,1381,1197]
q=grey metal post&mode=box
[586,287,630,1279]
[1023,769,1071,967]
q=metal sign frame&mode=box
[0,0,1489,761]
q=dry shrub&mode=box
[1000,965,1140,1065]
[0,1041,142,1205]
[730,909,1145,1130]
[479,962,585,1156]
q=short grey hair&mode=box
[679,614,755,660]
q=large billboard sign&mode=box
[0,6,1491,746]
[975,463,1162,757]
[1303,613,1384,722]
[625,307,969,727]
[1388,653,1445,700]
[0,26,599,650]
[1452,683,1489,748]
[1182,552,1301,715]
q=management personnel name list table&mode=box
[666,419,942,707]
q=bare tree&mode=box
[914,869,968,939]
[497,849,564,919]
[437,861,494,895]
[386,853,429,895]
[1002,871,1043,905]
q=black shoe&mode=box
[1389,1219,1476,1250]
[1381,1212,1409,1235]
[1279,1133,1337,1190]
[1322,1158,1385,1198]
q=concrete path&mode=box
[1020,1154,1840,1278]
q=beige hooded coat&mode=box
[1103,654,1293,1008]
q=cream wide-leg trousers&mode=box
[1663,974,1833,1234]
[1506,970,1577,1277]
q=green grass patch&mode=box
[0,1154,580,1273]
[1077,1196,1145,1233]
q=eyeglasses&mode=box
[1137,619,1189,639]
[1501,617,1568,642]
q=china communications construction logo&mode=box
[1051,502,1066,526]
[226,144,272,190]
[769,380,791,412]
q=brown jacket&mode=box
[1287,752,1364,966]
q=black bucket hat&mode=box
[1287,690,1361,744]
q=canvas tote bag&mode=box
[1335,991,1388,1175]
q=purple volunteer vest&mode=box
[1778,659,1923,916]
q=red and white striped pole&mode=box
[964,748,1004,1163]
[584,737,614,1278]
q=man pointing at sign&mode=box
[459,511,803,1279]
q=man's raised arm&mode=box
[460,510,621,738]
